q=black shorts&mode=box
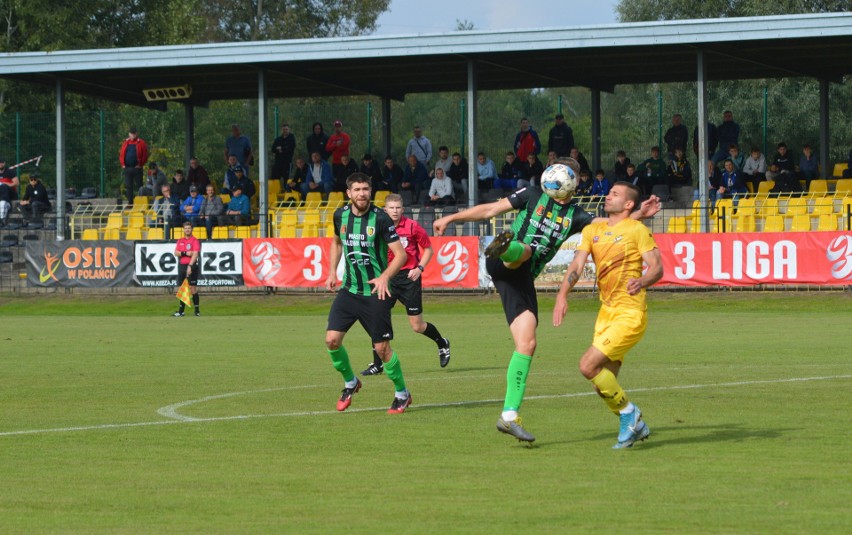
[177,262,198,286]
[390,270,423,316]
[487,257,537,325]
[327,289,395,343]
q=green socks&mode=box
[384,352,407,393]
[503,351,532,412]
[500,241,525,263]
[328,346,355,383]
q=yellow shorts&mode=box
[592,304,648,362]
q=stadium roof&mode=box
[1,12,851,109]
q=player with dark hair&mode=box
[433,161,660,444]
[553,181,663,449]
[325,173,413,413]
[361,193,451,376]
[173,220,201,317]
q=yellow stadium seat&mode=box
[327,191,344,205]
[762,215,785,232]
[219,194,231,204]
[300,209,321,237]
[714,198,734,232]
[171,227,183,239]
[81,228,99,241]
[832,163,849,178]
[279,191,301,205]
[105,212,124,230]
[132,196,150,211]
[374,190,390,206]
[212,226,230,240]
[735,196,757,217]
[812,198,835,216]
[125,228,143,241]
[785,197,809,216]
[102,228,120,240]
[757,180,775,195]
[278,211,298,238]
[146,228,164,240]
[305,191,323,207]
[267,180,281,195]
[817,214,838,232]
[790,214,812,232]
[835,179,852,196]
[666,216,687,233]
[234,226,252,239]
[808,180,828,197]
[737,214,756,233]
[759,197,779,216]
[325,219,336,237]
[127,212,145,229]
[192,227,207,240]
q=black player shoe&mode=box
[438,339,451,368]
[361,362,384,376]
[194,310,201,317]
[485,230,515,260]
[172,311,185,317]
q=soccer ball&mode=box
[541,164,577,201]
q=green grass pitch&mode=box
[1,292,850,533]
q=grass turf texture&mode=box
[1,292,850,533]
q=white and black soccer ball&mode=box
[541,163,577,201]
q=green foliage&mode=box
[616,0,850,22]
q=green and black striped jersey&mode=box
[507,186,596,279]
[333,203,400,296]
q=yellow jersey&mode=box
[577,218,657,310]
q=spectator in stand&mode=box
[575,169,594,197]
[547,113,574,157]
[728,144,745,170]
[380,155,403,193]
[199,184,223,237]
[222,184,250,226]
[613,150,631,180]
[286,157,308,193]
[476,151,497,192]
[569,147,590,173]
[624,163,639,188]
[664,114,688,160]
[187,157,210,192]
[766,142,796,181]
[667,147,692,190]
[333,154,359,192]
[19,173,50,224]
[0,156,19,224]
[119,127,148,205]
[590,169,611,197]
[712,111,740,164]
[222,164,254,199]
[306,122,330,161]
[495,152,523,191]
[302,151,334,197]
[718,159,748,201]
[224,124,253,176]
[514,117,541,162]
[546,150,558,167]
[171,169,191,201]
[448,152,469,200]
[222,155,240,193]
[405,126,433,168]
[693,121,718,160]
[697,160,723,203]
[359,154,383,192]
[180,185,203,224]
[520,153,544,188]
[799,144,819,189]
[270,123,296,187]
[402,154,429,204]
[325,120,351,179]
[844,150,852,178]
[140,162,168,198]
[432,146,451,178]
[638,146,667,195]
[152,184,180,232]
[742,147,767,192]
[427,167,455,207]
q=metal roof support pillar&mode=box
[55,78,66,241]
[467,60,478,209]
[818,79,830,180]
[696,50,709,233]
[591,89,601,174]
[184,104,195,174]
[257,69,269,237]
[381,97,392,160]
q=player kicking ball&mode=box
[325,173,413,414]
[361,193,451,376]
[434,160,660,445]
[553,182,663,449]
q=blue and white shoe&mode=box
[613,405,650,449]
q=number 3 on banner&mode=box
[303,245,323,281]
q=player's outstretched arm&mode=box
[325,236,342,291]
[553,249,590,327]
[433,198,514,236]
[370,241,407,300]
[633,194,662,220]
[627,248,663,295]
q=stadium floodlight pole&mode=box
[818,79,830,180]
[466,60,477,211]
[257,68,268,238]
[56,78,66,241]
[696,50,709,233]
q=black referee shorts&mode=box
[390,270,423,316]
[177,262,198,287]
[327,289,395,343]
[486,257,538,326]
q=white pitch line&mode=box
[156,384,327,421]
[1,374,850,438]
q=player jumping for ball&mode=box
[361,193,451,376]
[325,173,413,414]
[553,181,663,449]
[433,159,660,444]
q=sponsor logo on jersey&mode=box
[367,226,375,236]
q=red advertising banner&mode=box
[243,236,480,288]
[655,231,852,287]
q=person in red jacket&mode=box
[325,120,351,181]
[119,127,149,205]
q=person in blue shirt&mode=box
[476,152,497,192]
[799,144,819,189]
[180,185,204,224]
[719,159,748,200]
[590,169,611,197]
[402,154,429,204]
[224,124,253,176]
[574,169,594,197]
[222,184,251,226]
